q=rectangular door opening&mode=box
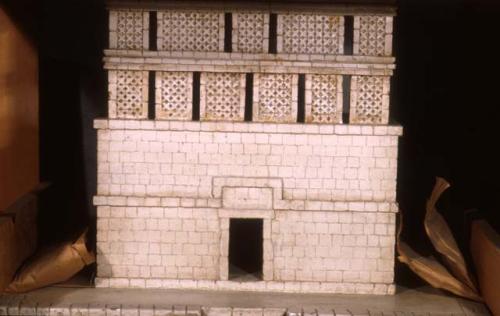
[228,218,263,281]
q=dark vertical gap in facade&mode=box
[192,72,201,121]
[244,73,254,121]
[224,13,232,52]
[344,16,354,55]
[149,11,157,51]
[342,75,351,123]
[148,71,156,119]
[297,74,306,123]
[269,13,278,54]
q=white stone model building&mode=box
[93,0,401,295]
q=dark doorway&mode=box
[229,218,263,281]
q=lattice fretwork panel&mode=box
[350,76,390,124]
[156,72,193,120]
[108,70,149,119]
[109,10,149,49]
[233,12,269,53]
[253,73,298,123]
[305,74,343,124]
[277,14,344,54]
[157,11,224,52]
[200,73,245,121]
[354,16,393,56]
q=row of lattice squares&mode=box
[108,70,390,124]
[110,10,392,56]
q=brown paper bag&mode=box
[6,231,95,293]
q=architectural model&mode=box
[94,0,401,295]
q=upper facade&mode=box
[103,0,396,126]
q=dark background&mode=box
[2,0,499,287]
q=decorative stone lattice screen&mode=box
[232,12,269,53]
[109,10,149,50]
[200,73,246,121]
[354,16,393,56]
[155,72,193,120]
[97,2,400,295]
[350,76,390,124]
[253,74,298,123]
[108,70,149,119]
[277,14,345,54]
[157,11,225,52]
[305,74,344,123]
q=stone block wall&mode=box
[95,3,400,295]
[94,120,401,294]
[96,123,399,201]
[96,205,221,283]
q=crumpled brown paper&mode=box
[0,193,39,292]
[424,178,478,292]
[397,177,482,301]
[6,230,95,293]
